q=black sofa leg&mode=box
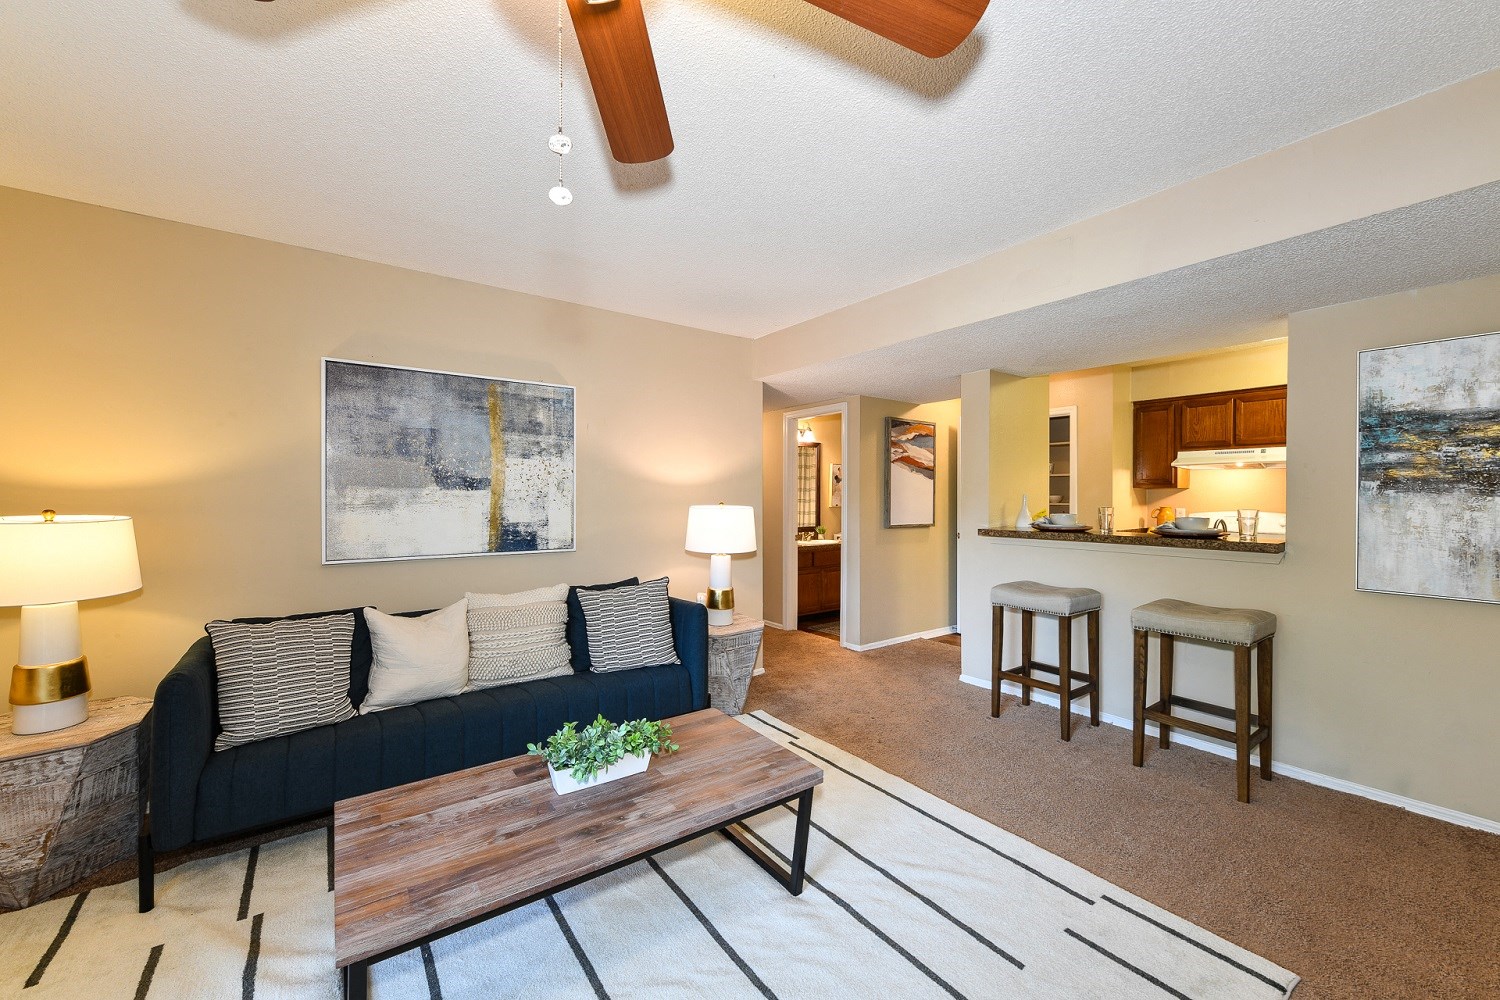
[138,834,154,913]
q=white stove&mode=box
[1194,510,1287,535]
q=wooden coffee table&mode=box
[333,708,822,999]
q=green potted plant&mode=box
[527,715,679,795]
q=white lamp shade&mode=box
[0,515,142,607]
[685,505,757,554]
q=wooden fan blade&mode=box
[803,0,989,58]
[565,0,674,163]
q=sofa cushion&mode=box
[577,577,680,672]
[467,601,572,689]
[192,664,696,843]
[361,601,471,713]
[566,578,638,671]
[205,614,359,750]
[227,607,375,709]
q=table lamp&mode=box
[685,504,756,627]
[0,510,142,735]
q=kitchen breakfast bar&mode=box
[958,524,1293,780]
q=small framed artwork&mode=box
[885,418,936,528]
[1356,330,1500,604]
[323,359,576,564]
[829,463,843,508]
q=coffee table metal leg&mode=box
[788,788,813,896]
[342,960,368,1000]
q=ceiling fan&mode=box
[255,0,991,164]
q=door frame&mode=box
[781,403,855,645]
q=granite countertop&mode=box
[976,526,1286,554]
[796,538,842,547]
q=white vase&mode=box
[546,752,651,795]
[1015,493,1033,530]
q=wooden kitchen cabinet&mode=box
[1132,400,1188,489]
[1178,393,1235,450]
[1134,385,1287,489]
[797,543,841,616]
[1233,387,1288,446]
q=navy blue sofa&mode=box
[139,595,708,910]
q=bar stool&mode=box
[989,581,1101,741]
[1130,599,1277,803]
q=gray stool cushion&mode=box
[1130,599,1276,646]
[990,581,1101,617]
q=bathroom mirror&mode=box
[797,443,822,532]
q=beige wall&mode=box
[1049,369,1115,522]
[857,397,959,645]
[0,187,763,699]
[960,272,1500,824]
[987,374,1052,527]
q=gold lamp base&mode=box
[9,657,92,736]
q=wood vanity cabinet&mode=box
[797,544,841,617]
[1133,385,1287,488]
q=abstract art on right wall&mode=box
[1357,330,1500,604]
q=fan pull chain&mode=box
[548,0,573,205]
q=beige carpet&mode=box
[744,628,1500,1000]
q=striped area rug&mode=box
[0,713,1299,999]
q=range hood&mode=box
[1172,446,1287,470]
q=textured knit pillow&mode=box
[361,600,471,714]
[206,613,358,751]
[576,576,680,673]
[466,585,572,688]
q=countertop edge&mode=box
[976,527,1286,556]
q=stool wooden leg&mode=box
[1020,610,1034,706]
[1158,634,1175,749]
[1058,614,1073,742]
[1234,644,1252,803]
[990,605,1004,718]
[1087,610,1100,726]
[1257,637,1274,780]
[1132,629,1147,767]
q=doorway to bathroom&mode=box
[781,404,853,646]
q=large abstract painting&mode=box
[886,417,936,528]
[323,359,575,563]
[1357,331,1500,604]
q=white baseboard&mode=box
[763,619,791,631]
[959,674,1500,836]
[846,625,956,652]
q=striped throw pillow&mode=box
[466,599,573,689]
[576,576,681,672]
[206,614,358,751]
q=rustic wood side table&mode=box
[707,614,764,715]
[0,696,151,910]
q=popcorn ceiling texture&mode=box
[762,180,1500,406]
[2,0,1498,340]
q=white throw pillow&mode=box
[361,600,470,714]
[466,584,572,689]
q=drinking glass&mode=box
[1098,506,1114,535]
[1237,509,1260,540]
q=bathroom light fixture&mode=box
[797,423,815,444]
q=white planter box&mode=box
[546,751,651,795]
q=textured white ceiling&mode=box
[760,181,1500,406]
[3,1,1499,338]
